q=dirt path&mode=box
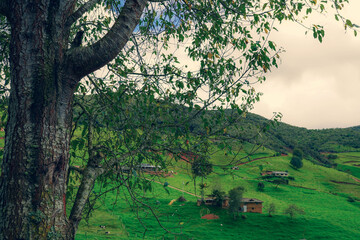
[352,177,360,183]
[236,155,277,166]
[146,178,200,198]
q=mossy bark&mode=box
[0,0,147,238]
[0,0,76,238]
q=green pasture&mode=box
[75,150,360,239]
[76,179,360,240]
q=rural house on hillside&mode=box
[120,163,161,173]
[261,171,289,177]
[197,197,263,213]
[240,198,263,213]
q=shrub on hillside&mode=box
[178,196,187,202]
[271,178,288,188]
[257,182,265,192]
[268,203,276,217]
[284,204,305,219]
[211,189,226,207]
[290,156,303,169]
[347,196,356,202]
[292,148,303,159]
[327,154,338,160]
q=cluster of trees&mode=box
[266,203,305,219]
[224,112,360,166]
[291,148,303,169]
[0,0,356,238]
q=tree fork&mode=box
[0,0,148,238]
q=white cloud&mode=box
[252,1,360,129]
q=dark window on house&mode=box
[252,208,254,210]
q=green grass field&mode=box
[74,147,360,239]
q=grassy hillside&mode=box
[1,103,359,239]
[75,146,360,239]
[335,152,360,179]
[226,112,360,165]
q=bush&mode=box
[284,204,305,219]
[293,148,303,159]
[271,178,288,188]
[347,196,356,202]
[257,182,265,191]
[327,154,338,160]
[290,156,303,169]
[268,203,276,217]
[178,196,187,202]
[211,189,226,207]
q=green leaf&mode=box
[346,19,353,27]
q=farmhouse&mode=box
[261,171,289,177]
[197,197,230,208]
[139,163,161,172]
[240,198,263,213]
[120,163,161,173]
[197,197,263,213]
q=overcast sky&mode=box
[251,1,360,129]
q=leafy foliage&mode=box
[210,189,226,208]
[293,148,303,159]
[291,156,303,169]
[268,202,276,217]
[257,182,265,192]
[228,186,245,220]
[284,204,305,219]
[271,178,289,188]
[191,157,213,178]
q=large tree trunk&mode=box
[0,0,147,238]
[0,0,77,238]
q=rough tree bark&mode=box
[0,0,147,239]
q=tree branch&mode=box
[66,0,148,80]
[65,0,101,30]
[69,166,84,174]
[68,119,106,234]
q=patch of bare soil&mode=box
[201,214,219,220]
[352,177,360,183]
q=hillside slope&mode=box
[76,149,360,239]
[226,112,360,165]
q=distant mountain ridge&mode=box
[230,112,360,165]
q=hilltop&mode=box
[223,112,360,165]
